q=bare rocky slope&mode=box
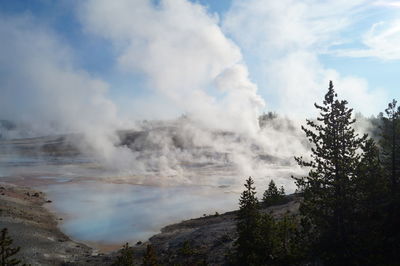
[0,182,109,265]
[144,196,300,265]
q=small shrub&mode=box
[112,243,134,266]
[0,228,23,266]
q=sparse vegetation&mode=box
[143,244,158,266]
[112,243,134,266]
[0,228,22,266]
[178,241,197,257]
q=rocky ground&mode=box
[145,195,300,265]
[0,182,300,265]
[0,182,112,265]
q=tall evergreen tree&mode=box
[262,180,285,207]
[352,139,388,263]
[235,176,260,265]
[294,81,367,265]
[380,99,400,193]
[379,99,400,262]
[256,213,275,265]
[273,212,304,265]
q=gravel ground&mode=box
[0,182,106,265]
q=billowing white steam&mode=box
[0,14,138,172]
[80,0,265,136]
[0,1,310,191]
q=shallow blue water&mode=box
[42,182,238,244]
[0,153,239,246]
[0,152,295,248]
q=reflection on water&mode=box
[42,182,238,244]
[0,152,239,247]
[0,141,299,249]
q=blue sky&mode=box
[1,0,400,127]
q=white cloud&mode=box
[223,0,388,116]
[223,0,367,54]
[373,1,400,8]
[337,20,400,60]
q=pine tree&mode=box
[379,99,400,262]
[294,81,367,265]
[112,243,134,266]
[0,228,21,266]
[262,180,285,206]
[257,213,277,265]
[143,244,158,266]
[235,176,260,265]
[274,212,304,265]
[380,99,400,193]
[352,139,388,263]
[235,178,303,265]
[279,186,285,196]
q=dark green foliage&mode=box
[352,139,389,263]
[379,99,400,262]
[235,177,260,265]
[256,213,275,264]
[278,186,284,196]
[257,212,303,266]
[292,82,400,265]
[176,241,206,266]
[262,180,285,206]
[112,243,134,266]
[233,83,400,265]
[294,81,368,265]
[0,228,21,266]
[178,241,197,257]
[143,244,158,266]
[380,99,400,190]
[235,177,302,265]
[272,213,304,265]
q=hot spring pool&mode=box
[41,182,239,247]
